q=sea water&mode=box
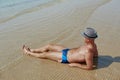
[0,0,53,24]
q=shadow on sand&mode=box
[94,55,120,69]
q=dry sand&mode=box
[0,0,120,80]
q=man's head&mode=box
[81,28,98,43]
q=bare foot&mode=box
[29,49,34,53]
[22,45,34,53]
[23,45,31,55]
[29,49,42,53]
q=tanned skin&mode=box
[23,37,98,70]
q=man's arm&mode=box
[69,53,93,70]
[94,44,98,57]
[69,62,93,70]
[69,63,91,70]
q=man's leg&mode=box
[23,46,62,62]
[30,44,66,53]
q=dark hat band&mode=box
[83,33,97,38]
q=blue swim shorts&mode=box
[61,48,70,63]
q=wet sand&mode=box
[0,0,120,80]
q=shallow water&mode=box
[0,0,120,80]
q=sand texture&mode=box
[0,0,120,80]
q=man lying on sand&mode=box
[22,28,98,70]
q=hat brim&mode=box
[81,32,98,39]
